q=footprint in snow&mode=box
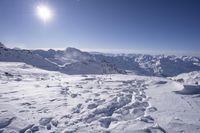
[60,87,69,95]
[94,93,100,97]
[19,124,34,133]
[87,103,98,109]
[72,104,82,113]
[71,93,78,98]
[37,107,49,113]
[38,117,59,131]
[144,125,167,133]
[131,108,145,118]
[140,115,154,123]
[20,102,32,106]
[147,107,158,112]
[99,117,112,128]
[85,98,92,103]
[39,117,52,126]
[20,118,59,132]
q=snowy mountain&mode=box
[33,47,95,66]
[1,44,200,76]
[93,53,200,76]
[33,47,200,77]
[0,46,123,74]
[0,47,60,71]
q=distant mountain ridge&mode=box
[0,46,123,74]
[93,53,200,76]
[0,44,200,76]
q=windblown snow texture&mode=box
[0,62,200,132]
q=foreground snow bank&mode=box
[0,62,200,133]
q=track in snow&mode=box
[2,62,200,133]
[0,63,164,133]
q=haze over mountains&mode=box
[0,43,200,77]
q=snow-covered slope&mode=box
[0,47,60,71]
[0,62,200,132]
[0,47,123,74]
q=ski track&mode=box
[0,63,200,132]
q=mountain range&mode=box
[0,43,200,76]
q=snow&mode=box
[145,81,200,132]
[1,62,200,132]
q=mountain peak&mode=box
[65,47,82,53]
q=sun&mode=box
[36,5,52,23]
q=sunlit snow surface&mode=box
[0,62,200,133]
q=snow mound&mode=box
[172,71,200,85]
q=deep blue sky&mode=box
[0,0,200,54]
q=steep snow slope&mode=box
[0,62,200,133]
[0,47,122,74]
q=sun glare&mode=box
[36,5,52,23]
